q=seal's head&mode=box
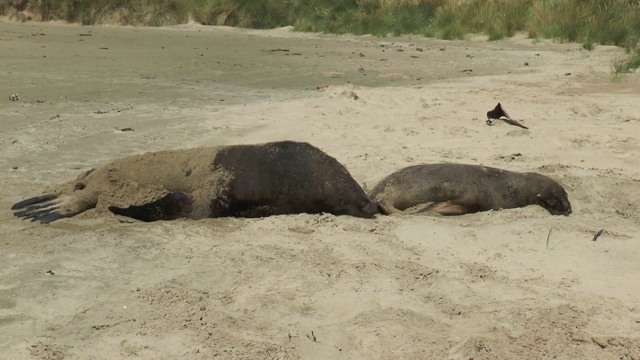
[359,198,384,217]
[336,190,382,218]
[536,184,572,216]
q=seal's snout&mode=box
[551,204,572,216]
[561,195,572,216]
[361,200,381,216]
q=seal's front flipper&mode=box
[374,201,395,215]
[417,201,483,216]
[109,192,193,222]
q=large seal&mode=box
[12,141,380,223]
[370,163,572,216]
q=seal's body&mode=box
[12,141,379,223]
[371,163,571,216]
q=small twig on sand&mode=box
[306,331,317,342]
[592,228,604,241]
[546,229,553,250]
[288,332,301,341]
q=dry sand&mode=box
[1,19,640,359]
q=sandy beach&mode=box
[1,19,640,359]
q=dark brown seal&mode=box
[12,141,379,223]
[370,163,571,216]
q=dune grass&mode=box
[426,0,531,41]
[1,0,639,73]
[612,48,640,75]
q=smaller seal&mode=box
[370,163,572,216]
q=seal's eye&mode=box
[74,182,86,190]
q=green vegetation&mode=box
[612,48,640,75]
[1,0,639,72]
[426,0,531,41]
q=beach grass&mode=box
[2,0,639,73]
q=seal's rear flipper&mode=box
[109,192,193,222]
[417,201,483,216]
[11,194,58,210]
[11,194,72,224]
